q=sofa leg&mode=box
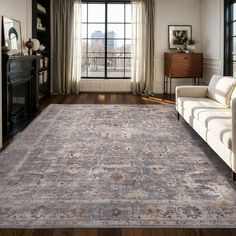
[177,112,180,121]
[233,171,236,181]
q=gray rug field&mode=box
[0,104,236,228]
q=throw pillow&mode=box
[207,75,236,107]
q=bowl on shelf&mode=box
[39,45,46,52]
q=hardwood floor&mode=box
[1,93,236,236]
[38,93,175,110]
[1,228,236,236]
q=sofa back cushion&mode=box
[207,75,236,107]
[231,87,236,107]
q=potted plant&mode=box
[185,38,199,52]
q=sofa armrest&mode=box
[176,86,208,100]
[233,98,236,154]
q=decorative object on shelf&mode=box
[39,72,43,85]
[168,25,192,50]
[37,17,41,27]
[39,58,44,69]
[37,26,46,31]
[31,39,40,52]
[3,16,22,55]
[37,3,46,13]
[25,38,34,55]
[44,57,49,67]
[1,46,10,55]
[39,44,46,52]
[185,37,199,52]
[43,70,48,83]
[36,17,45,31]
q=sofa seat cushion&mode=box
[178,97,225,115]
[205,116,232,150]
[178,97,232,149]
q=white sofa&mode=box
[176,75,236,180]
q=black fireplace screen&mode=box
[12,82,29,117]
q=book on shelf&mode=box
[37,3,46,14]
[37,27,46,32]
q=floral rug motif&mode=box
[0,104,236,228]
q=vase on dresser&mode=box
[186,45,197,52]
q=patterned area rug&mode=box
[0,104,236,228]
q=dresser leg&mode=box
[163,76,166,97]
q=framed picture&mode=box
[168,25,192,50]
[2,16,22,55]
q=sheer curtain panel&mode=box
[131,0,155,95]
[52,0,82,94]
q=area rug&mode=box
[0,104,236,228]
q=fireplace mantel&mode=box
[2,55,40,141]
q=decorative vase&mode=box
[31,39,40,52]
[25,39,34,55]
[187,45,197,52]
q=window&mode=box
[81,0,131,79]
[225,0,236,76]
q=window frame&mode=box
[81,0,132,80]
[224,0,236,75]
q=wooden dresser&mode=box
[164,52,203,95]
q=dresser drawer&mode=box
[165,53,203,78]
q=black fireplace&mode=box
[11,77,32,132]
[2,55,39,140]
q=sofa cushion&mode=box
[178,97,225,116]
[205,115,232,150]
[231,87,236,107]
[178,97,232,149]
[207,75,236,107]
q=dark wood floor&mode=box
[39,93,175,110]
[2,93,236,236]
[1,228,236,236]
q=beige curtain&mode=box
[52,0,82,95]
[131,0,155,95]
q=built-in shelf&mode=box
[33,0,51,102]
[40,51,49,54]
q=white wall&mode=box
[0,0,32,148]
[154,0,203,94]
[202,0,224,83]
